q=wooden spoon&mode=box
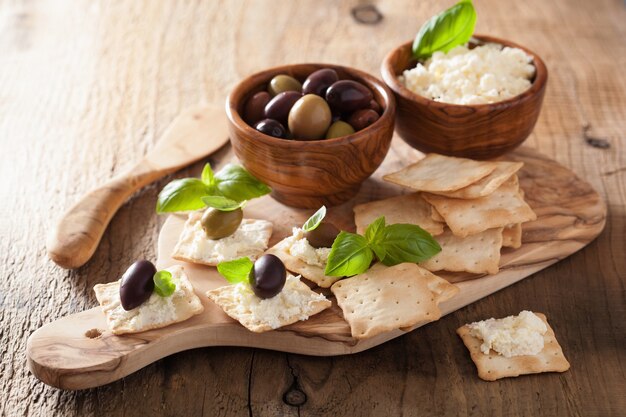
[46,104,230,269]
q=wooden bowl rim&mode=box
[226,62,396,149]
[380,34,548,110]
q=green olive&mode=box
[200,207,243,239]
[288,94,332,140]
[325,120,355,139]
[268,75,302,96]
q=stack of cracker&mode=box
[355,154,536,275]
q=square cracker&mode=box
[331,263,459,339]
[502,223,522,249]
[383,154,499,193]
[94,265,204,335]
[353,193,444,236]
[206,275,331,333]
[430,161,524,199]
[457,313,570,381]
[266,236,340,288]
[431,206,445,223]
[420,228,503,275]
[173,211,273,266]
[422,176,536,238]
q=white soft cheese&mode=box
[231,275,328,329]
[467,310,548,357]
[399,43,535,104]
[106,265,193,331]
[183,218,271,263]
[285,228,331,267]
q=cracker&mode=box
[421,228,503,275]
[206,275,331,333]
[172,211,273,266]
[431,206,445,223]
[430,161,524,199]
[383,154,499,193]
[94,265,204,335]
[502,223,522,249]
[422,176,536,238]
[266,235,340,288]
[457,313,570,381]
[353,193,444,236]
[330,263,459,339]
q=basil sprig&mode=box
[153,270,176,297]
[302,206,326,232]
[324,216,441,277]
[217,257,253,284]
[412,0,477,60]
[156,163,271,214]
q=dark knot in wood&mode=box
[351,4,383,25]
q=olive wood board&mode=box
[27,147,606,390]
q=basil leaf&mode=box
[364,216,386,244]
[201,163,215,186]
[412,0,476,60]
[302,206,327,232]
[156,178,210,213]
[217,257,254,284]
[153,270,176,297]
[378,224,441,266]
[325,232,373,277]
[214,164,271,201]
[201,195,245,212]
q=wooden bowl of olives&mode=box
[226,63,396,208]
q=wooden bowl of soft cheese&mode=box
[381,35,548,159]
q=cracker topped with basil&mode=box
[156,163,274,266]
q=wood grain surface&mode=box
[1,0,625,416]
[26,147,606,390]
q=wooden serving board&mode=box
[27,147,606,390]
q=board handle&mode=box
[46,162,165,269]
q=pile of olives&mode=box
[243,68,381,140]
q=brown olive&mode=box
[325,121,355,139]
[368,99,382,114]
[347,109,379,131]
[325,80,373,113]
[254,118,288,139]
[244,91,271,125]
[201,207,243,239]
[249,254,286,299]
[268,75,302,96]
[302,68,339,96]
[288,94,332,140]
[119,260,156,311]
[303,222,340,248]
[264,91,303,124]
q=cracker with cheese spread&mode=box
[206,274,331,333]
[172,211,273,266]
[383,154,500,193]
[94,265,204,335]
[330,263,459,339]
[420,228,503,274]
[457,312,570,381]
[422,176,536,238]
[353,193,445,236]
[266,228,339,288]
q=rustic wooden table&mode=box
[1,0,624,416]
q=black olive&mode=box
[303,222,340,248]
[249,254,286,299]
[119,260,156,310]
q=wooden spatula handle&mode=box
[47,163,166,269]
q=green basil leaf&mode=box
[201,195,245,211]
[369,242,387,262]
[217,257,254,284]
[325,232,373,277]
[153,270,176,297]
[214,164,271,201]
[156,178,210,213]
[302,206,327,232]
[364,216,386,244]
[412,0,476,60]
[379,224,441,266]
[201,163,215,186]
